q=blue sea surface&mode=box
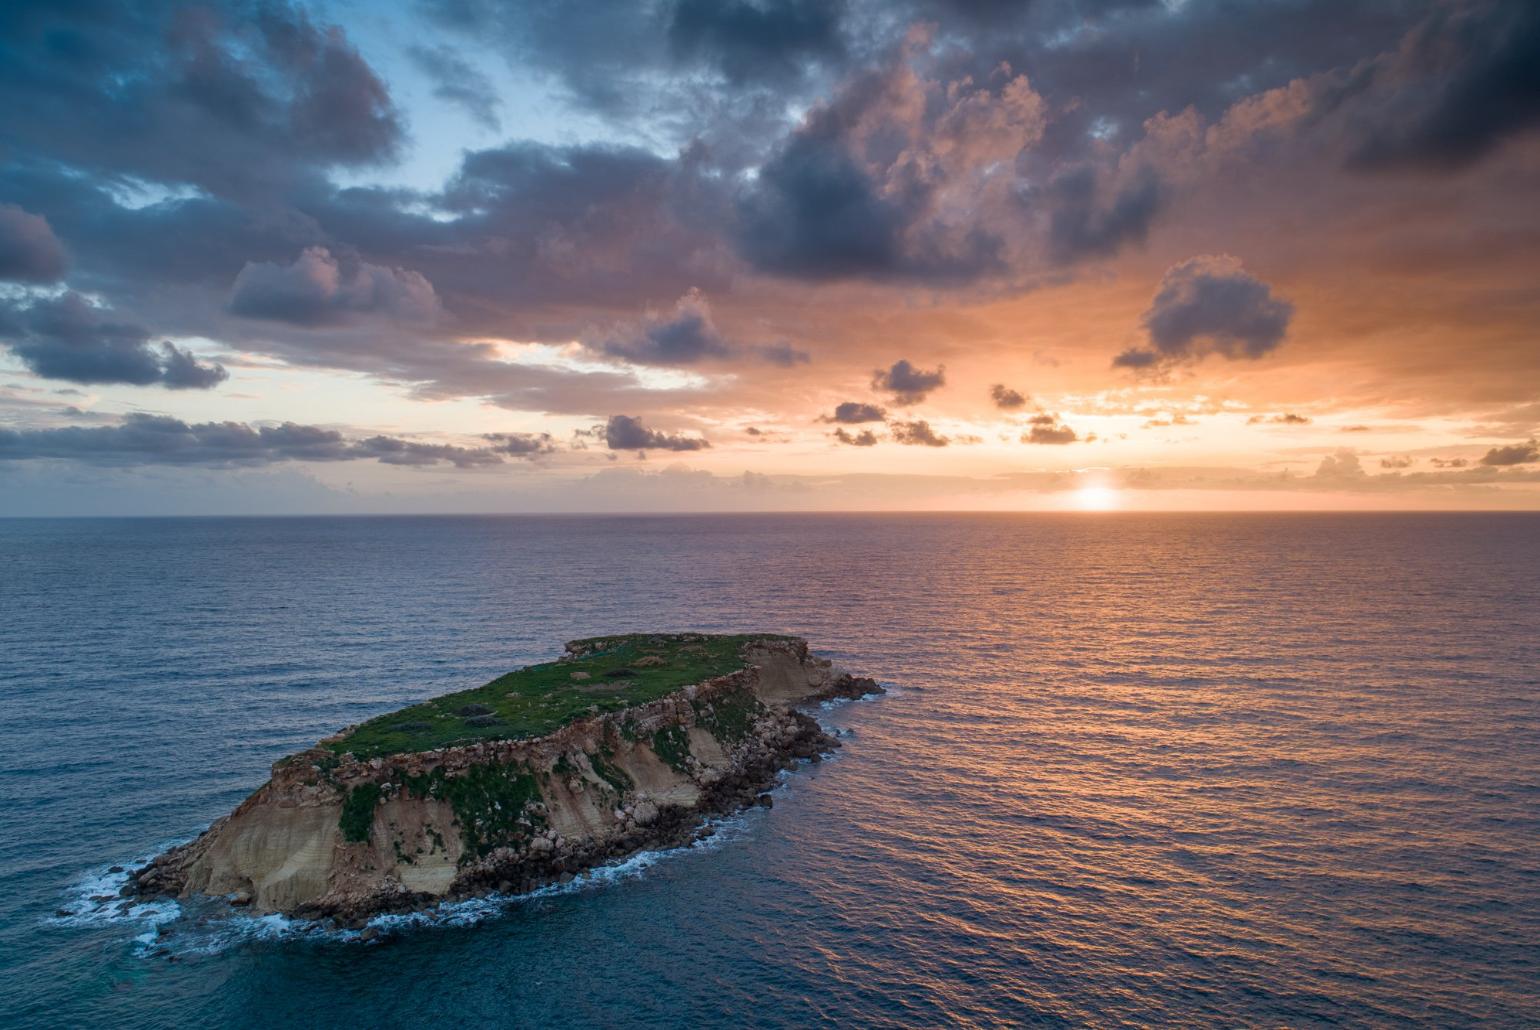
[1,513,1537,1028]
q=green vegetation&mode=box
[327,633,792,759]
[340,783,382,844]
[399,761,545,860]
[652,724,693,773]
[587,746,633,794]
[692,686,765,745]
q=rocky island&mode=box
[131,633,880,923]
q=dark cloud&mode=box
[1344,2,1540,172]
[1111,347,1161,370]
[1248,413,1312,425]
[2,292,227,389]
[0,1,402,198]
[820,401,887,424]
[0,204,67,282]
[1023,414,1078,444]
[668,0,845,84]
[1479,439,1539,466]
[1125,255,1293,367]
[485,432,558,457]
[732,50,1041,283]
[1380,455,1414,469]
[1431,457,1469,469]
[0,414,532,467]
[603,414,710,452]
[755,341,812,366]
[408,44,502,130]
[598,290,731,365]
[890,419,948,447]
[228,247,439,326]
[832,427,878,446]
[872,359,945,405]
[1041,165,1161,264]
[989,383,1027,409]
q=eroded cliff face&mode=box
[132,636,879,922]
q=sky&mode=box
[1,0,1537,515]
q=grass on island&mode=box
[325,633,793,759]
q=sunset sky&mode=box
[1,0,1537,514]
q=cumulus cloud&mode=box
[0,205,67,283]
[2,292,227,389]
[1313,450,1367,480]
[890,419,948,446]
[832,427,878,446]
[1115,255,1294,368]
[0,414,538,468]
[597,289,731,365]
[229,247,439,326]
[1022,414,1078,444]
[872,359,945,405]
[734,45,1044,282]
[603,414,710,452]
[485,432,558,457]
[989,383,1027,409]
[820,401,887,424]
[1479,439,1539,466]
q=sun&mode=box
[1073,483,1121,511]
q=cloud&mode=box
[989,383,1027,409]
[597,289,731,365]
[1042,165,1162,264]
[408,44,502,131]
[1118,255,1294,367]
[603,414,709,452]
[1431,457,1469,469]
[872,359,945,405]
[2,292,227,389]
[1344,2,1540,172]
[1248,413,1312,425]
[890,419,948,446]
[1479,439,1539,466]
[667,0,846,85]
[755,341,813,366]
[485,432,558,457]
[820,401,887,424]
[733,47,1042,282]
[832,427,878,446]
[229,247,439,326]
[0,205,67,283]
[1313,450,1367,480]
[0,414,536,468]
[1379,456,1414,469]
[1022,414,1078,444]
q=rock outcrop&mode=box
[131,634,880,923]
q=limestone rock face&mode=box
[131,634,881,923]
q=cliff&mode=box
[130,634,880,922]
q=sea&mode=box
[0,513,1536,1028]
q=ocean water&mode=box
[1,513,1537,1028]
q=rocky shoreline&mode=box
[129,635,880,925]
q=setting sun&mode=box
[1074,484,1121,511]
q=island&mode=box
[130,633,881,923]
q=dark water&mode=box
[1,514,1537,1028]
